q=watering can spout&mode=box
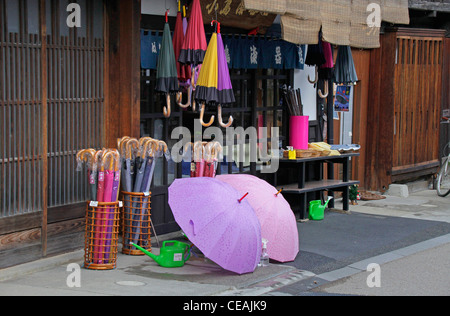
[130,243,160,263]
[324,196,334,208]
[131,241,191,268]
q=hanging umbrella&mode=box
[216,22,235,128]
[182,5,188,35]
[178,0,207,66]
[317,40,334,99]
[168,177,262,274]
[334,46,358,85]
[196,21,235,128]
[305,32,326,85]
[173,1,191,85]
[156,10,180,118]
[179,0,207,111]
[216,174,299,263]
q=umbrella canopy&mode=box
[334,46,358,85]
[156,12,180,118]
[169,177,262,274]
[216,174,299,263]
[196,21,234,128]
[195,32,219,105]
[178,0,207,66]
[173,3,191,83]
[305,33,326,85]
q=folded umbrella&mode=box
[102,149,120,262]
[169,177,262,274]
[173,1,191,84]
[334,46,358,85]
[193,141,205,177]
[178,0,207,66]
[216,174,299,263]
[203,141,222,178]
[156,10,180,118]
[76,149,97,201]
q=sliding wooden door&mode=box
[0,0,106,267]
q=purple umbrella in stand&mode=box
[98,150,119,263]
[104,150,120,262]
[168,177,262,275]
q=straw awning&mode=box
[244,0,410,49]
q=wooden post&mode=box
[39,0,48,257]
[104,0,141,148]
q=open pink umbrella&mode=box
[169,177,261,274]
[216,174,299,263]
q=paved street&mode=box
[0,188,449,297]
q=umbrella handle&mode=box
[176,89,191,109]
[199,103,215,127]
[318,81,329,99]
[308,67,318,84]
[218,105,233,128]
[125,139,139,160]
[163,94,171,118]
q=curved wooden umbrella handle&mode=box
[199,103,215,127]
[218,105,233,128]
[318,81,329,99]
[308,67,319,84]
[191,66,197,90]
[177,88,191,109]
[163,94,171,118]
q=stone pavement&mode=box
[0,188,449,296]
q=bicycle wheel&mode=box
[436,158,450,197]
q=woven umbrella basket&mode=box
[84,201,121,270]
[121,191,152,256]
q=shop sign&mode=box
[199,0,276,33]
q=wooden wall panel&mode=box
[365,28,445,191]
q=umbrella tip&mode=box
[238,192,249,203]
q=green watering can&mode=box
[309,197,333,221]
[130,241,192,268]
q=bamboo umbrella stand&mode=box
[84,201,121,270]
[121,191,152,256]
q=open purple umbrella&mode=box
[169,177,262,275]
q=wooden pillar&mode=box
[104,0,141,148]
[40,0,48,257]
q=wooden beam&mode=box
[408,0,450,13]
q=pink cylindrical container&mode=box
[290,116,309,150]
